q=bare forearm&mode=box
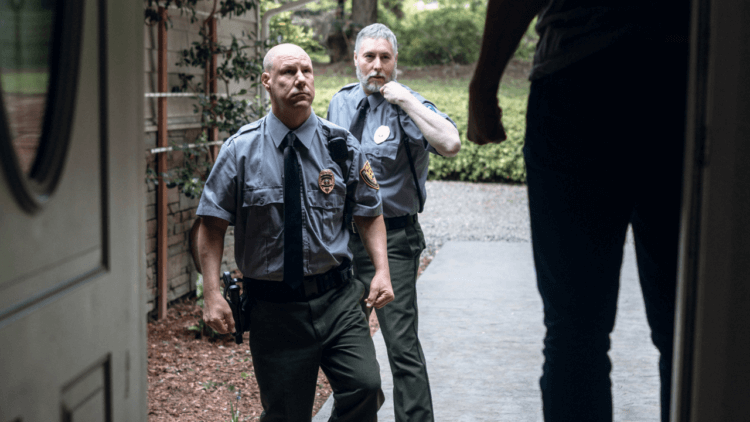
[398,95,461,157]
[471,0,547,92]
[353,214,394,309]
[197,216,229,299]
[353,215,389,273]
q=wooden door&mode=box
[0,0,145,420]
[671,0,750,419]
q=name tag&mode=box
[374,125,390,144]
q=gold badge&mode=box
[360,161,379,190]
[319,169,335,194]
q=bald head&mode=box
[263,43,310,72]
[261,43,315,129]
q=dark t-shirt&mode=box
[530,0,690,80]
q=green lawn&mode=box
[1,72,49,95]
[312,73,530,184]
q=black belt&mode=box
[244,260,352,303]
[351,214,418,234]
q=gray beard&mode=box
[356,64,397,94]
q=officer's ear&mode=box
[261,72,271,92]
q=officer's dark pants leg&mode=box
[524,41,687,422]
[350,222,434,422]
[249,281,384,422]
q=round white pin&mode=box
[373,125,390,144]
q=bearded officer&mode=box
[197,43,394,422]
[327,24,461,422]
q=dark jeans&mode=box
[524,41,688,422]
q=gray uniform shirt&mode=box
[327,83,456,218]
[196,110,382,281]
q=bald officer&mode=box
[327,24,461,422]
[197,43,394,422]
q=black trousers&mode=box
[524,40,689,422]
[350,221,434,422]
[249,281,384,422]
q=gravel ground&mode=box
[418,180,531,265]
[418,180,634,267]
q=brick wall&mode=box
[143,6,257,314]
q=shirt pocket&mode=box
[307,188,344,243]
[367,139,399,180]
[242,187,283,240]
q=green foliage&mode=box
[513,17,539,61]
[312,74,529,184]
[0,72,48,95]
[380,6,486,66]
[144,0,257,25]
[146,132,213,199]
[144,1,264,200]
[402,78,528,183]
[175,24,263,136]
[266,7,326,55]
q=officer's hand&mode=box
[467,78,507,145]
[380,81,411,105]
[365,272,394,309]
[202,292,236,334]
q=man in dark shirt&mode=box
[468,1,690,421]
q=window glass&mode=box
[0,0,54,175]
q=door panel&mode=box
[0,0,145,420]
[0,0,103,322]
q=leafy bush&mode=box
[381,6,486,66]
[404,78,528,183]
[513,17,539,61]
[312,74,529,184]
[265,2,326,54]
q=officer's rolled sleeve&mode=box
[197,140,237,225]
[400,99,457,155]
[348,135,383,218]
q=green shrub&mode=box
[265,2,325,54]
[381,6,485,66]
[312,74,529,184]
[402,78,528,183]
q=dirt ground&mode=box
[147,59,531,421]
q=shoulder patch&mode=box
[334,82,360,96]
[237,119,262,135]
[360,161,379,190]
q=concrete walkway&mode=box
[314,241,660,421]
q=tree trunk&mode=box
[382,0,404,19]
[351,0,378,54]
[327,30,350,63]
[327,0,350,63]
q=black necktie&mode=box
[283,132,304,290]
[349,97,370,142]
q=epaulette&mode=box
[236,119,262,135]
[334,82,359,95]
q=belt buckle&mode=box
[302,277,319,298]
[351,221,358,234]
